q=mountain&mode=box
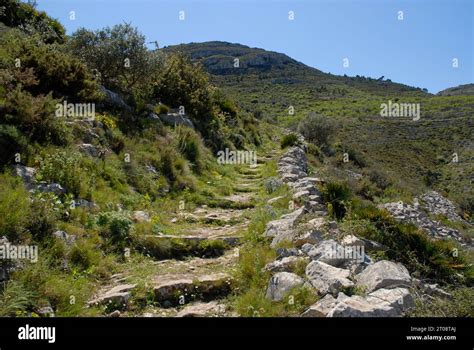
[165,41,473,219]
[438,83,474,96]
[163,41,429,103]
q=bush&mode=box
[35,150,90,197]
[280,133,299,149]
[297,112,337,148]
[322,181,351,220]
[97,211,133,250]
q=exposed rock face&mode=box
[36,182,65,195]
[305,261,354,295]
[301,294,338,317]
[265,272,307,301]
[379,201,466,245]
[356,260,411,293]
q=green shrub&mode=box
[68,240,101,271]
[322,181,351,220]
[407,287,474,317]
[97,212,133,250]
[297,112,337,148]
[280,133,299,149]
[0,280,34,316]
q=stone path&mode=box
[87,150,278,317]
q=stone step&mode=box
[144,234,242,247]
[153,273,234,307]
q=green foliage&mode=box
[0,280,34,316]
[350,201,473,285]
[97,211,133,250]
[322,181,351,220]
[68,239,102,271]
[0,0,65,43]
[297,112,337,148]
[280,133,299,149]
[407,287,474,317]
[0,173,30,240]
[69,23,158,99]
[35,150,92,197]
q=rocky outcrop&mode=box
[88,284,136,310]
[379,201,467,245]
[305,261,354,295]
[155,111,195,129]
[100,86,132,112]
[419,191,464,222]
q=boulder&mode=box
[356,260,411,293]
[36,182,65,195]
[305,261,354,295]
[100,86,132,112]
[52,230,76,245]
[265,272,306,301]
[307,239,347,267]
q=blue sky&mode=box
[36,0,473,93]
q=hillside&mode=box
[165,42,474,221]
[438,83,474,96]
[0,2,472,321]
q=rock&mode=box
[35,305,55,317]
[131,211,151,223]
[301,294,337,317]
[267,195,285,204]
[108,310,121,317]
[153,273,233,305]
[176,301,227,317]
[379,201,465,244]
[366,287,414,311]
[276,247,302,259]
[100,86,132,112]
[52,230,76,245]
[356,260,411,293]
[293,190,310,201]
[74,198,98,209]
[327,287,414,317]
[301,243,314,255]
[88,284,136,309]
[305,261,354,295]
[159,112,195,129]
[14,165,36,189]
[359,237,388,252]
[341,235,365,247]
[263,256,309,273]
[418,191,464,222]
[265,272,306,301]
[264,208,306,247]
[36,182,65,195]
[422,283,453,299]
[307,240,347,267]
[78,143,99,157]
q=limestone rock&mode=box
[265,272,306,301]
[356,260,411,293]
[305,261,354,295]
